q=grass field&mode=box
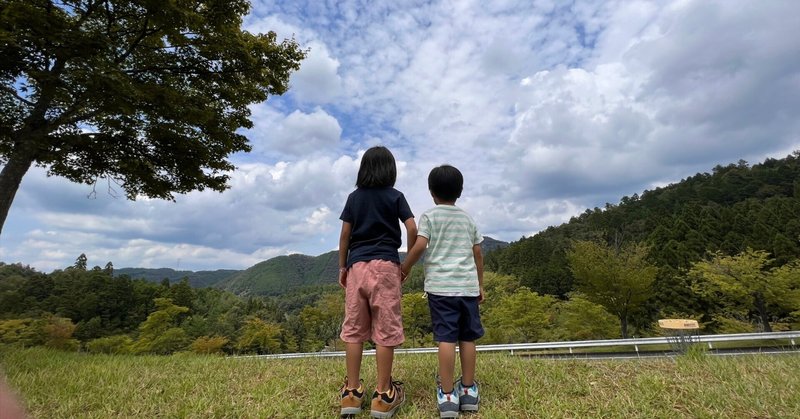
[1,346,799,418]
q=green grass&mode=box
[1,346,799,418]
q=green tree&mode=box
[132,297,189,354]
[551,295,620,341]
[169,277,195,312]
[689,249,800,332]
[190,335,228,355]
[401,292,431,346]
[298,292,343,351]
[566,241,657,338]
[103,262,113,276]
[85,334,133,354]
[73,254,87,271]
[482,287,556,344]
[0,0,306,235]
[0,318,37,345]
[41,314,80,351]
[235,317,282,354]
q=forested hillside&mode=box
[216,251,340,296]
[487,151,800,324]
[114,268,237,288]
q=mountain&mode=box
[216,251,340,296]
[216,237,509,296]
[114,268,238,288]
[481,236,510,254]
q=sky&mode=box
[2,0,799,272]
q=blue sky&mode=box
[2,0,799,272]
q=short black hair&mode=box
[356,146,397,188]
[428,165,463,202]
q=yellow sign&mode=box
[658,319,699,330]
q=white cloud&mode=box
[4,0,799,272]
[270,109,343,155]
[290,42,343,104]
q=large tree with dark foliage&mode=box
[0,0,306,235]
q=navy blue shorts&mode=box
[427,293,484,343]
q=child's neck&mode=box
[434,199,457,206]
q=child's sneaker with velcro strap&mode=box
[455,377,480,412]
[437,385,460,418]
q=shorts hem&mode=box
[373,337,405,347]
[340,336,369,344]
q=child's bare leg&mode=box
[458,341,477,385]
[376,345,395,392]
[438,342,457,392]
[346,342,363,388]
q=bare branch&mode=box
[87,178,98,199]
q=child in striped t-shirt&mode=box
[401,164,484,418]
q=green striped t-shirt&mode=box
[417,204,483,296]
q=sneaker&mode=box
[437,385,460,418]
[455,378,480,412]
[370,380,405,418]
[340,378,365,417]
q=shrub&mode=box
[42,315,80,351]
[190,336,229,355]
[86,335,134,354]
[0,319,37,345]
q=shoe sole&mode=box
[341,407,362,416]
[461,403,479,411]
[439,411,459,418]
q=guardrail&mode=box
[235,331,800,360]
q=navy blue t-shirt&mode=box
[340,187,414,268]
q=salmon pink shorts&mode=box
[340,259,405,347]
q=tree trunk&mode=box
[620,315,629,339]
[0,151,36,236]
[753,292,772,332]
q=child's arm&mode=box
[473,244,484,303]
[401,235,428,280]
[338,221,352,288]
[404,217,418,255]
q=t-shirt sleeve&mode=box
[340,194,353,223]
[418,212,432,239]
[397,193,414,222]
[472,221,483,245]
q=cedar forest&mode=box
[1,152,799,355]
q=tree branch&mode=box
[51,107,104,128]
[0,85,34,106]
[115,16,160,65]
[74,0,103,28]
[121,64,245,76]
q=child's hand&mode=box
[478,286,485,304]
[338,268,347,288]
[400,264,409,282]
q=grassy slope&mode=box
[1,347,798,418]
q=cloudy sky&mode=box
[2,0,799,272]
